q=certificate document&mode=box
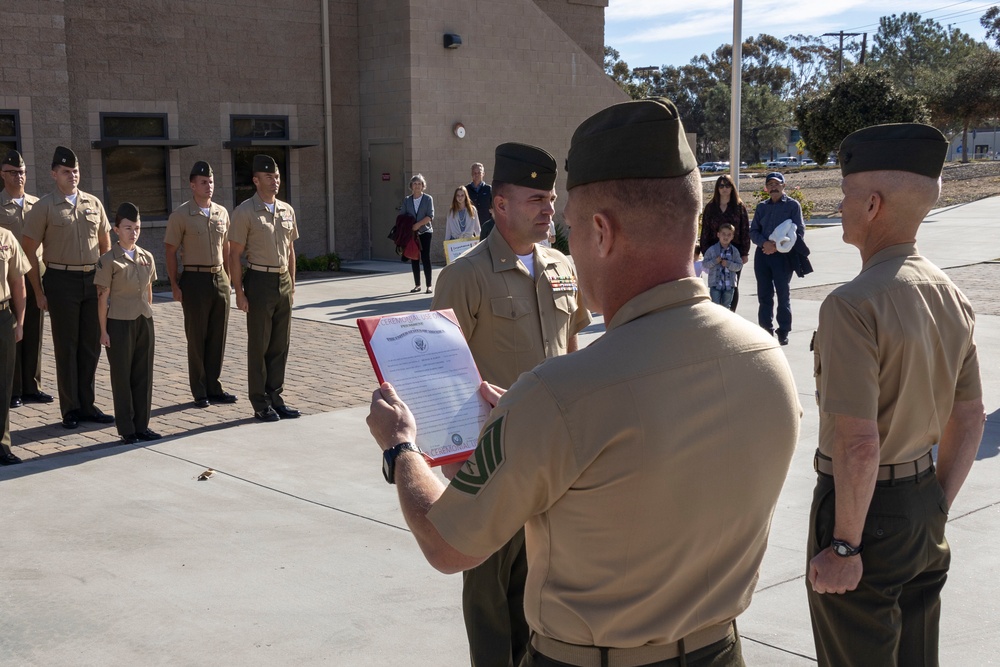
[358,309,490,466]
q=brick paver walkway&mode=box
[9,292,375,461]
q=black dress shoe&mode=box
[79,409,115,424]
[274,405,301,419]
[136,429,162,441]
[0,452,23,465]
[193,398,211,408]
[254,407,280,422]
[10,396,22,408]
[208,392,238,404]
[121,434,140,445]
[23,391,54,404]
[778,334,789,346]
[62,411,80,429]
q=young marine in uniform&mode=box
[229,154,300,423]
[95,203,160,445]
[1,150,52,408]
[0,224,31,465]
[369,98,800,667]
[21,146,115,429]
[164,161,237,409]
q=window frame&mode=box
[98,112,173,220]
[0,109,22,155]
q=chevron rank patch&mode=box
[450,416,506,496]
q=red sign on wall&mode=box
[381,173,391,181]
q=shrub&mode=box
[296,252,341,272]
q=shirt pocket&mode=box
[490,296,536,352]
[553,292,577,315]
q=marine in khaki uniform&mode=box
[165,161,237,408]
[368,98,801,667]
[1,149,52,407]
[0,225,31,465]
[431,142,591,667]
[806,124,985,666]
[21,146,115,429]
[95,203,161,445]
[229,154,300,422]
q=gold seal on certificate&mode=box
[358,309,491,465]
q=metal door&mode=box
[369,142,404,260]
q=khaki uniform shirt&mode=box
[429,279,800,648]
[229,193,298,268]
[94,244,157,320]
[164,199,231,268]
[814,243,981,465]
[1,227,31,302]
[22,189,110,265]
[431,231,591,388]
[0,190,43,273]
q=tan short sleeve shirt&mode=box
[164,200,230,268]
[22,189,110,265]
[0,191,43,268]
[429,279,800,648]
[814,243,981,464]
[431,231,591,388]
[1,227,31,301]
[94,245,157,320]
[229,193,298,268]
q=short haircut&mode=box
[409,173,427,187]
[472,163,484,171]
[718,222,735,233]
[572,172,702,248]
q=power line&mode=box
[838,0,993,32]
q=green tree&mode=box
[869,13,979,95]
[795,67,929,164]
[981,6,1000,48]
[928,47,1000,162]
[603,47,649,100]
[702,82,789,163]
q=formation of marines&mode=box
[1,148,299,463]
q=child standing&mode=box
[95,203,161,444]
[703,223,744,308]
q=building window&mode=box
[0,111,20,155]
[99,113,171,218]
[230,115,289,207]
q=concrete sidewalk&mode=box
[2,198,998,665]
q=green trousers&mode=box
[179,271,230,400]
[244,269,292,413]
[105,316,154,437]
[12,284,43,396]
[1,307,15,456]
[43,269,101,417]
[806,470,950,667]
[463,528,529,667]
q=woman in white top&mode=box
[444,185,480,241]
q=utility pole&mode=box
[860,32,867,66]
[730,0,742,188]
[823,30,862,73]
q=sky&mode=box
[605,0,995,69]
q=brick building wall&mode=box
[1,0,621,269]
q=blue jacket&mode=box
[749,195,803,248]
[403,194,434,235]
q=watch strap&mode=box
[831,538,864,557]
[383,442,422,484]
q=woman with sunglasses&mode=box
[699,174,750,311]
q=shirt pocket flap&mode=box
[490,296,533,321]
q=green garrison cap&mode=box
[252,154,278,174]
[190,160,213,179]
[2,150,24,168]
[493,143,557,190]
[566,97,697,190]
[116,201,140,222]
[839,123,948,179]
[52,146,78,169]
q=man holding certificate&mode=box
[431,142,591,667]
[369,99,800,667]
